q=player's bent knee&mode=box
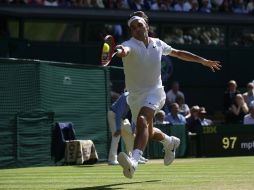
[136,115,148,129]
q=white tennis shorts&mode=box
[127,87,166,125]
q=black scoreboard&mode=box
[198,125,254,157]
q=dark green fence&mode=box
[16,110,54,167]
[0,58,110,168]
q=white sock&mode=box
[160,135,171,146]
[132,149,143,165]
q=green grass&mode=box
[0,157,254,190]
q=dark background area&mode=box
[0,5,254,116]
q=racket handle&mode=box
[115,48,122,53]
[111,48,121,58]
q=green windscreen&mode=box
[0,114,16,167]
[0,58,110,168]
[16,110,54,167]
[40,63,110,160]
[0,60,40,114]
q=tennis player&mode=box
[116,11,221,179]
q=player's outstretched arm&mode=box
[115,45,130,58]
[170,48,222,72]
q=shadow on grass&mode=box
[65,180,161,190]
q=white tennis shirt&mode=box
[122,37,172,93]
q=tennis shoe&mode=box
[117,152,137,179]
[164,136,180,166]
[108,160,119,165]
[138,159,146,164]
[140,156,148,162]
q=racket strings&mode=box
[101,35,116,66]
[101,43,112,64]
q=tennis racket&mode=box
[101,35,120,66]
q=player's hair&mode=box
[129,11,149,24]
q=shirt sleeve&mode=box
[122,41,132,56]
[160,39,172,55]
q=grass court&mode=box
[0,156,254,190]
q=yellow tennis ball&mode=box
[103,43,110,53]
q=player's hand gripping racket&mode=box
[101,35,121,66]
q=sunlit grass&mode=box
[0,156,254,190]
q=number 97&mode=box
[222,137,237,149]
